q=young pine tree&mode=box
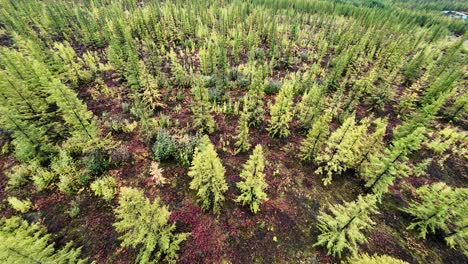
[268,80,294,138]
[235,145,268,213]
[314,195,379,257]
[0,216,87,263]
[299,110,332,162]
[188,135,228,214]
[403,182,467,240]
[113,187,189,263]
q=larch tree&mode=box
[113,187,189,264]
[191,81,216,133]
[235,145,268,213]
[0,216,87,263]
[188,135,228,214]
[445,214,468,256]
[300,110,332,162]
[234,108,251,154]
[315,114,370,185]
[296,83,324,128]
[314,194,379,257]
[403,182,467,240]
[268,80,295,138]
[245,67,265,127]
[346,253,409,264]
[362,127,426,197]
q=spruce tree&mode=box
[300,110,332,162]
[403,182,467,239]
[235,145,268,213]
[188,135,228,214]
[314,195,379,257]
[0,216,87,263]
[113,187,189,263]
[268,80,294,138]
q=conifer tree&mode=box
[191,81,216,133]
[362,127,426,196]
[188,135,228,214]
[300,110,332,162]
[113,187,189,263]
[346,253,409,264]
[296,83,324,128]
[426,125,467,167]
[355,117,387,169]
[244,66,265,127]
[445,215,468,256]
[315,115,370,185]
[53,41,90,85]
[314,195,379,257]
[0,216,87,263]
[234,109,251,154]
[268,80,294,138]
[403,182,467,240]
[235,145,268,213]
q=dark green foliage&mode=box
[152,131,178,162]
[83,149,110,176]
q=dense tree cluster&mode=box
[0,0,466,262]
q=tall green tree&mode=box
[315,114,370,185]
[0,216,87,263]
[268,80,294,138]
[234,108,251,154]
[403,182,467,240]
[114,187,189,264]
[188,135,228,214]
[296,83,324,128]
[362,127,426,196]
[235,145,268,213]
[191,81,216,133]
[300,110,332,162]
[244,67,265,127]
[314,195,379,257]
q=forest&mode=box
[0,0,467,263]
